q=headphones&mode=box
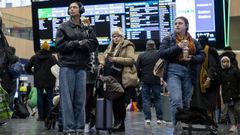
[67,1,85,15]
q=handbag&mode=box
[96,75,124,101]
[110,63,123,75]
[122,65,138,88]
[153,58,165,77]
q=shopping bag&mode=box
[0,87,13,122]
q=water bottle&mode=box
[182,40,189,59]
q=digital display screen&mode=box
[31,0,225,52]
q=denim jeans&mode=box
[59,67,86,133]
[166,63,193,124]
[37,87,54,119]
[141,82,163,120]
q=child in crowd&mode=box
[219,56,240,132]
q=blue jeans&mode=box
[59,67,86,133]
[166,63,193,124]
[141,82,163,120]
[37,87,54,119]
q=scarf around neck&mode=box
[176,32,196,59]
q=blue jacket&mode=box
[159,33,205,85]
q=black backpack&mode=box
[12,99,30,119]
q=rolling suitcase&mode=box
[95,98,112,133]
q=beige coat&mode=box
[100,39,138,88]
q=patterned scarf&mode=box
[176,32,196,59]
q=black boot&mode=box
[112,120,125,132]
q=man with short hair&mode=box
[136,40,165,127]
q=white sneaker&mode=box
[145,120,151,127]
[229,125,237,132]
[84,123,90,133]
[157,120,167,125]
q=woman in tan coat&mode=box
[99,27,138,132]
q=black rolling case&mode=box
[95,98,112,133]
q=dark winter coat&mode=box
[136,49,160,85]
[55,20,98,69]
[159,33,205,86]
[219,67,240,103]
[24,50,57,88]
[0,30,18,93]
[197,46,220,111]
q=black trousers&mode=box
[113,93,126,123]
[124,87,137,105]
[85,84,95,123]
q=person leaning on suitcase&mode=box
[99,27,137,132]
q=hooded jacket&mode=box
[219,56,240,103]
[25,50,57,88]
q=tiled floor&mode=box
[0,111,238,135]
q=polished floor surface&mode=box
[0,111,238,135]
